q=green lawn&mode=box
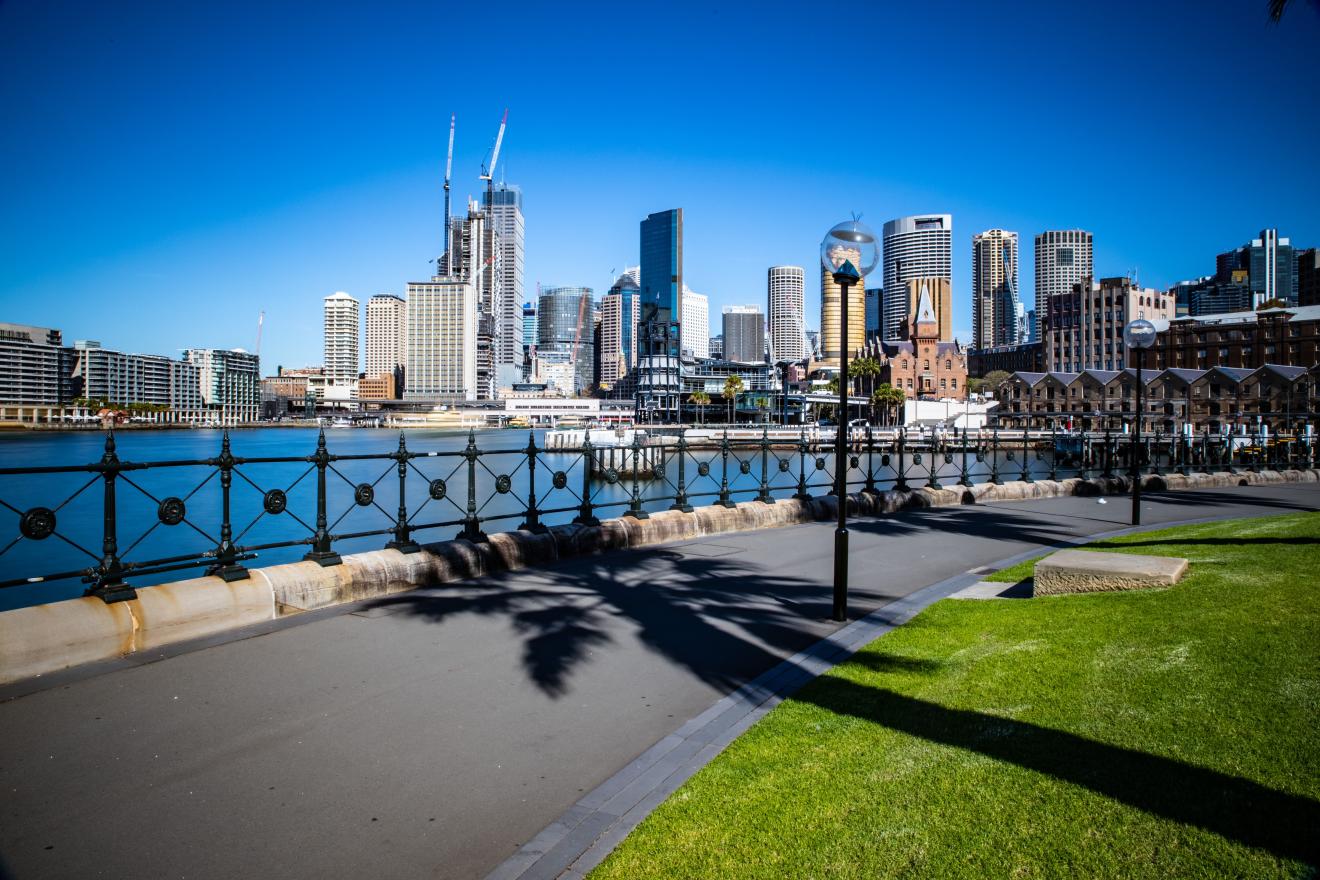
[592,512,1320,879]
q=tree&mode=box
[690,390,711,425]
[848,357,883,403]
[722,375,744,424]
[969,370,1011,396]
[755,397,770,424]
[871,383,906,427]
[1257,298,1289,311]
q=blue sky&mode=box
[2,0,1318,371]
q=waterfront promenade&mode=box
[1,483,1317,880]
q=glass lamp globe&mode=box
[1123,318,1157,350]
[820,219,879,280]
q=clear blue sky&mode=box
[2,0,1318,371]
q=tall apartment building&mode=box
[637,209,683,420]
[483,183,525,370]
[405,276,476,399]
[365,294,406,396]
[972,229,1022,349]
[70,341,203,417]
[323,292,360,399]
[1043,276,1176,372]
[537,287,595,394]
[1217,228,1298,306]
[902,277,953,342]
[598,275,640,389]
[820,245,865,365]
[184,348,260,424]
[681,286,709,359]
[442,198,499,399]
[1035,230,1093,339]
[1299,249,1319,307]
[0,322,73,405]
[722,305,765,364]
[881,215,952,342]
[768,265,808,363]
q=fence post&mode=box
[457,430,487,541]
[573,434,600,526]
[1151,430,1165,477]
[304,428,341,566]
[717,429,736,508]
[864,426,877,493]
[758,425,775,503]
[1048,425,1058,482]
[519,431,548,533]
[386,432,422,551]
[671,427,693,512]
[209,431,250,581]
[1019,424,1032,483]
[959,427,972,487]
[989,427,1001,485]
[895,428,910,492]
[87,431,135,602]
[1101,429,1114,480]
[794,428,811,501]
[926,426,942,490]
[1077,430,1091,481]
[626,432,649,519]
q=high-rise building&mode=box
[184,347,260,424]
[405,276,476,399]
[442,198,499,399]
[882,215,952,342]
[598,273,640,389]
[681,286,709,359]
[722,305,765,364]
[365,294,406,394]
[768,265,808,363]
[972,229,1021,349]
[1043,276,1175,372]
[1299,249,1319,307]
[537,286,595,394]
[820,249,865,365]
[1035,230,1093,339]
[1217,229,1298,306]
[68,341,203,417]
[484,183,525,370]
[637,209,683,419]
[0,322,73,406]
[864,287,881,338]
[323,292,360,398]
[522,302,537,350]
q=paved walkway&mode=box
[1,483,1316,880]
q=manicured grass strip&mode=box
[591,512,1320,879]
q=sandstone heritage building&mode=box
[872,284,967,400]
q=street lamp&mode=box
[821,219,879,622]
[1124,318,1157,525]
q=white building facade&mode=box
[365,294,407,381]
[681,286,709,360]
[323,292,360,399]
[882,215,952,342]
[1035,230,1093,341]
[405,277,476,399]
[767,265,807,363]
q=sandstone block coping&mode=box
[1034,548,1189,596]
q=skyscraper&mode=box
[902,278,953,342]
[323,292,360,397]
[405,277,476,399]
[365,294,406,387]
[1035,230,1093,340]
[1299,249,1319,307]
[882,215,952,342]
[1043,277,1174,372]
[768,265,807,363]
[971,229,1021,349]
[537,287,595,394]
[722,305,765,364]
[441,198,498,399]
[1217,229,1298,306]
[637,209,683,420]
[599,275,640,389]
[819,259,865,365]
[681,285,709,359]
[484,183,525,370]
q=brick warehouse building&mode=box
[869,283,968,400]
[1150,304,1320,372]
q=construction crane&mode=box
[442,114,455,269]
[479,109,507,183]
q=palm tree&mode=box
[723,375,745,424]
[849,357,883,405]
[872,383,906,427]
[690,390,711,425]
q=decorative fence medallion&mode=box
[778,458,791,472]
[1006,450,1016,461]
[19,507,56,540]
[495,475,512,494]
[604,468,619,484]
[551,470,568,489]
[354,483,375,506]
[914,453,923,465]
[157,497,186,526]
[697,462,710,477]
[738,460,751,475]
[815,457,826,470]
[881,454,890,467]
[263,489,287,515]
[429,479,447,501]
[946,453,954,464]
[849,456,860,469]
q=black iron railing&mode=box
[0,424,1314,604]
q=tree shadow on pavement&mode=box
[793,672,1320,866]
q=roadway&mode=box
[1,481,1316,879]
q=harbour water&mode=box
[0,426,1062,611]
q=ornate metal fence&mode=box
[0,424,1313,605]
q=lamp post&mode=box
[1124,318,1157,525]
[821,219,879,622]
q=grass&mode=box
[591,512,1320,879]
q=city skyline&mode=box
[2,1,1318,373]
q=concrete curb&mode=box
[3,468,1316,685]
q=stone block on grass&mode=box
[1034,549,1188,596]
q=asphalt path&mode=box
[1,482,1317,880]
